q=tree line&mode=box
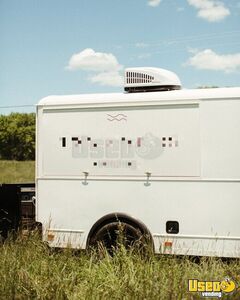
[0,113,35,160]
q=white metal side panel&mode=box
[37,179,240,257]
[40,104,200,177]
[201,99,240,179]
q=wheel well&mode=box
[86,213,153,248]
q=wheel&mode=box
[89,221,150,255]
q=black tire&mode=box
[89,221,151,255]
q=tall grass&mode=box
[0,160,35,183]
[0,233,239,299]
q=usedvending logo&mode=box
[188,278,237,298]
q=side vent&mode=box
[126,72,154,84]
[124,67,181,93]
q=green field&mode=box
[0,160,35,183]
[0,234,239,300]
[0,161,239,299]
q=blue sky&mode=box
[0,0,240,114]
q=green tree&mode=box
[0,113,35,160]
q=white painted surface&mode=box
[36,87,240,257]
[40,104,200,177]
[37,179,240,257]
[38,87,240,107]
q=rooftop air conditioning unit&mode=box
[124,67,181,93]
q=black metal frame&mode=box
[0,183,35,239]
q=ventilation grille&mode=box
[126,72,154,84]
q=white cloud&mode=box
[90,71,123,87]
[66,48,122,72]
[66,48,123,87]
[148,0,162,7]
[186,49,240,73]
[187,0,230,22]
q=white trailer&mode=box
[36,68,240,257]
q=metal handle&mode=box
[82,172,89,185]
[144,172,151,186]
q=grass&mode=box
[0,233,239,300]
[0,161,239,299]
[0,160,35,183]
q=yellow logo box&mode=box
[188,279,236,294]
